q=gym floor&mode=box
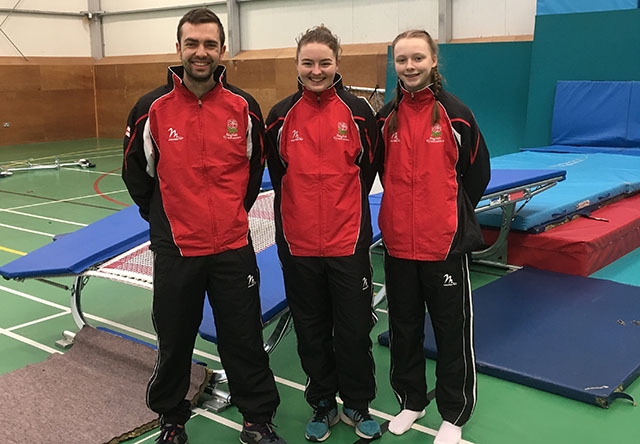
[1,139,638,443]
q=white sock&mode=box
[434,420,462,444]
[388,409,426,435]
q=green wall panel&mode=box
[439,41,532,157]
[524,9,640,148]
[385,41,533,158]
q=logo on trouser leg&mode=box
[362,277,370,290]
[247,274,257,288]
[443,274,458,287]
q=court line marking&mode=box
[0,283,461,440]
[0,223,54,237]
[0,146,121,166]
[0,245,26,255]
[5,189,127,211]
[0,209,87,227]
[0,326,61,355]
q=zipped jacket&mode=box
[122,65,265,257]
[377,84,490,261]
[265,74,381,257]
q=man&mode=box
[122,8,286,444]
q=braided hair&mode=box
[388,30,443,133]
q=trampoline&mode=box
[0,167,568,411]
[479,80,640,233]
[0,167,568,325]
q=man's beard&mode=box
[183,58,216,82]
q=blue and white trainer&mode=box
[305,399,339,442]
[340,407,381,440]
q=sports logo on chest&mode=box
[290,129,304,143]
[426,123,444,143]
[167,127,184,142]
[332,121,350,142]
[223,119,242,140]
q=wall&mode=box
[523,8,640,148]
[385,40,533,158]
[439,41,533,157]
[0,57,96,146]
[0,0,90,57]
[0,0,536,57]
[0,0,535,146]
[536,0,638,15]
[93,43,388,140]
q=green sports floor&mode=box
[1,139,639,443]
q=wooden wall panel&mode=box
[0,60,96,147]
[1,45,388,144]
[0,65,41,92]
[94,62,170,139]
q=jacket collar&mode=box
[298,73,343,102]
[167,64,227,95]
[398,80,436,104]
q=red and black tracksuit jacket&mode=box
[265,75,380,256]
[122,65,264,256]
[377,85,490,260]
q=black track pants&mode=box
[385,253,476,426]
[279,249,377,410]
[147,244,280,425]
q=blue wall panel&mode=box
[537,0,638,15]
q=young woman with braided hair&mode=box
[376,30,490,443]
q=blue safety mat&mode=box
[0,206,149,279]
[477,151,640,232]
[525,144,640,156]
[549,81,640,149]
[198,244,287,343]
[378,267,640,407]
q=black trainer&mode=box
[240,422,287,444]
[156,422,188,444]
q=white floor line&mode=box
[0,223,54,237]
[7,311,70,331]
[4,146,121,164]
[7,189,128,211]
[0,209,88,227]
[0,327,61,355]
[192,407,243,431]
[0,284,71,310]
[60,167,121,176]
[0,284,471,441]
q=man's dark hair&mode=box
[177,8,225,47]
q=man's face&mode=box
[176,22,226,83]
